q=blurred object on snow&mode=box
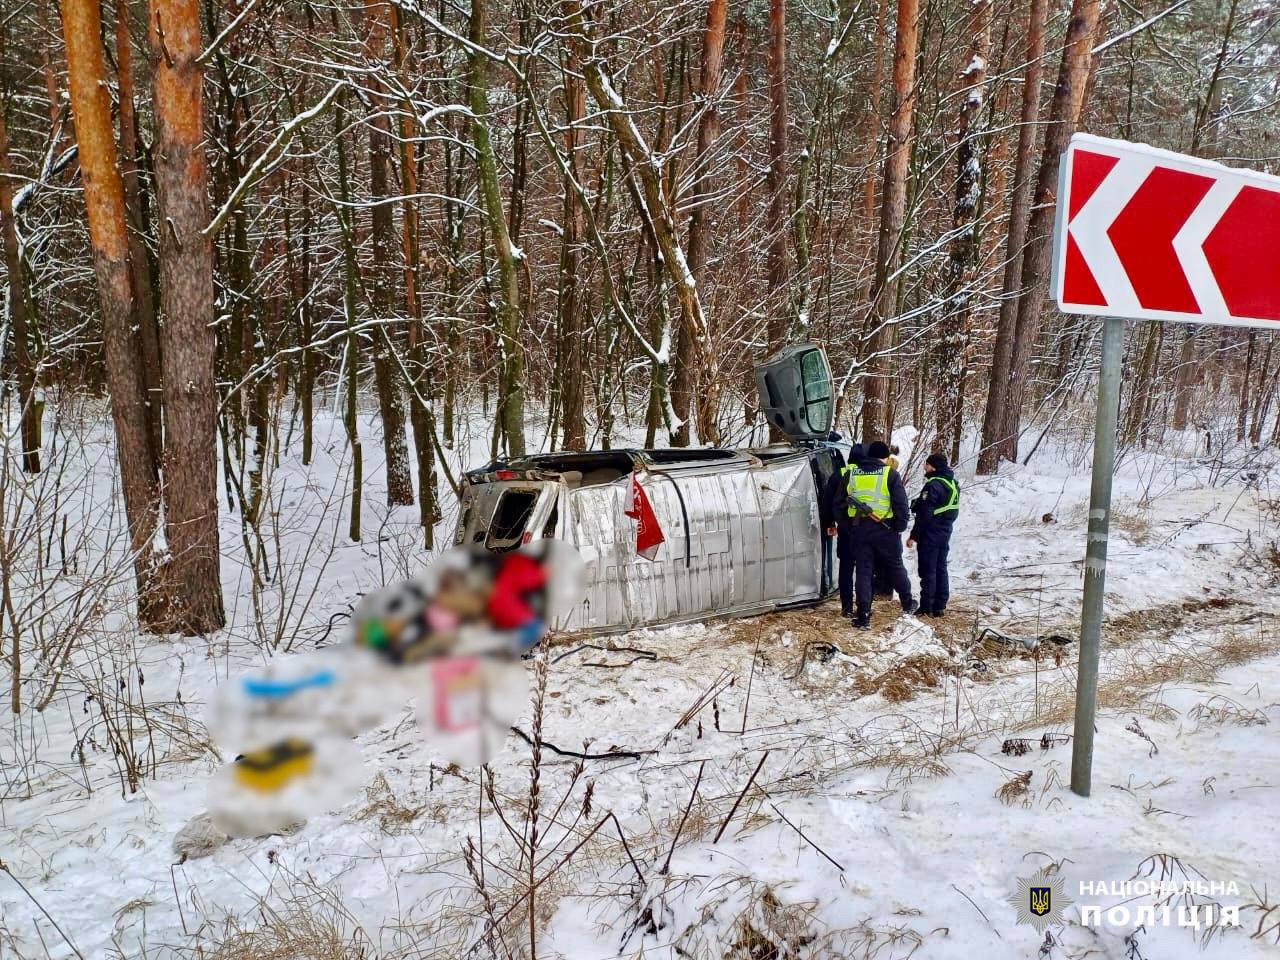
[203,539,584,838]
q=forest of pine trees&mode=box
[1,0,1278,630]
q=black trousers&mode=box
[836,526,857,614]
[852,522,913,616]
[917,536,951,613]
[821,530,835,596]
[872,558,894,597]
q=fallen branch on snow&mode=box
[508,725,650,761]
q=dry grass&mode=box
[352,773,448,835]
[1259,498,1280,526]
[884,756,951,787]
[1110,503,1155,545]
[733,594,1268,713]
[1188,695,1270,727]
[995,770,1033,806]
[1244,884,1280,944]
[829,918,929,959]
[1135,696,1181,723]
[726,887,817,959]
[857,654,955,702]
[1131,853,1237,948]
[191,882,388,960]
[723,606,969,706]
[1105,596,1243,646]
[662,877,937,960]
[1022,627,1276,729]
[722,608,865,662]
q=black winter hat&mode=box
[867,440,891,460]
[926,452,950,471]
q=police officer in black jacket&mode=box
[907,452,960,617]
[822,443,863,618]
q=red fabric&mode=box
[624,472,665,561]
[487,553,547,628]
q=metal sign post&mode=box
[1052,133,1280,796]
[1069,316,1123,796]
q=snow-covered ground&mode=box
[2,400,1279,959]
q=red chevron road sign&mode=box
[1052,133,1280,329]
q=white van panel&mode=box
[557,454,821,633]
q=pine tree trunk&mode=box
[1249,337,1274,446]
[469,0,526,457]
[0,93,40,474]
[977,19,1011,261]
[1274,382,1280,447]
[645,269,669,448]
[935,0,991,461]
[61,0,166,625]
[364,3,413,506]
[764,0,789,352]
[571,1,719,443]
[296,176,316,466]
[673,0,727,448]
[115,0,163,466]
[557,45,589,451]
[976,0,1047,474]
[147,0,226,633]
[38,0,63,148]
[643,38,684,446]
[1170,327,1198,431]
[861,0,889,233]
[391,5,438,541]
[1189,0,1239,157]
[442,138,462,450]
[333,96,364,542]
[998,0,1101,462]
[1123,321,1163,446]
[861,0,919,443]
[1166,0,1242,442]
[1237,331,1256,443]
[208,5,250,475]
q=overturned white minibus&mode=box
[453,344,845,634]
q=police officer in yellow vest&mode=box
[840,440,917,628]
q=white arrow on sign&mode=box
[1067,151,1155,315]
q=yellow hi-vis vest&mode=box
[930,476,960,515]
[843,464,893,520]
